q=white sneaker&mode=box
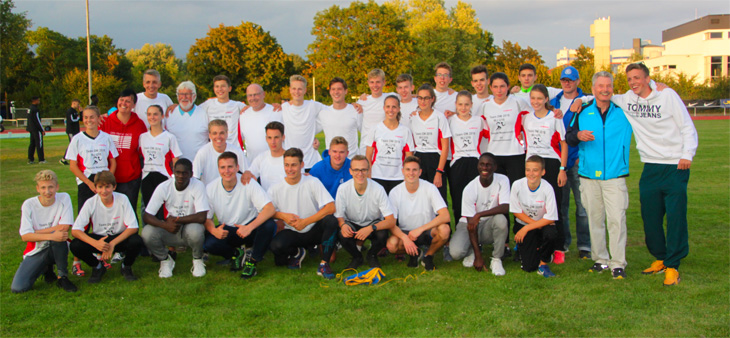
[462,249,475,268]
[191,259,206,277]
[490,257,505,276]
[159,255,175,278]
[111,252,124,264]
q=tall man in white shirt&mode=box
[193,119,248,185]
[199,75,246,146]
[470,65,492,116]
[268,148,339,279]
[240,83,282,162]
[357,69,393,155]
[166,81,209,160]
[135,69,173,129]
[280,75,323,170]
[317,77,362,158]
[336,155,396,269]
[141,159,209,278]
[433,62,457,115]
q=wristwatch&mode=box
[371,224,377,231]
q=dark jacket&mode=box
[65,107,80,134]
[26,104,43,132]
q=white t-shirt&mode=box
[20,193,74,258]
[434,89,457,114]
[409,110,452,154]
[400,99,419,122]
[364,122,414,181]
[481,95,532,156]
[318,104,362,158]
[357,93,393,151]
[509,177,558,226]
[267,175,334,233]
[145,178,209,218]
[200,99,246,146]
[135,93,173,129]
[165,105,209,161]
[281,100,324,169]
[65,131,119,185]
[449,114,487,162]
[522,111,565,161]
[248,151,287,192]
[471,94,494,116]
[335,179,394,227]
[388,179,447,231]
[239,104,283,162]
[139,130,183,179]
[460,174,510,223]
[72,192,139,236]
[206,174,272,226]
[192,142,249,186]
[513,86,561,101]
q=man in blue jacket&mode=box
[551,66,591,258]
[566,71,632,280]
[309,136,352,199]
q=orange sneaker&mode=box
[663,268,680,286]
[641,260,666,275]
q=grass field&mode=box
[1,120,728,337]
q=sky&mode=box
[13,0,730,67]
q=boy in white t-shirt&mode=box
[70,171,143,283]
[193,119,248,186]
[396,74,418,121]
[199,75,246,146]
[141,159,209,278]
[510,155,560,278]
[243,121,288,191]
[281,75,324,170]
[11,170,77,293]
[317,77,362,158]
[387,156,451,271]
[357,69,395,155]
[433,62,458,115]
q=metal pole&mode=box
[312,76,316,101]
[85,0,92,104]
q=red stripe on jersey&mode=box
[450,138,455,156]
[515,111,530,146]
[437,129,443,151]
[371,141,378,166]
[237,128,245,151]
[23,242,36,256]
[77,155,86,172]
[483,128,491,142]
[478,129,487,150]
[107,151,114,165]
[165,150,175,176]
[402,143,410,161]
[551,131,562,157]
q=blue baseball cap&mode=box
[560,66,579,81]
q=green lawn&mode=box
[1,120,728,337]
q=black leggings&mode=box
[514,222,559,272]
[542,158,565,250]
[141,172,168,220]
[270,215,338,266]
[448,157,479,220]
[339,220,389,259]
[415,152,448,205]
[373,178,402,195]
[495,153,526,244]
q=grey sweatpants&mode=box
[11,241,69,293]
[141,223,205,260]
[449,214,508,260]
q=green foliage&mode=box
[0,0,32,98]
[63,68,124,112]
[126,43,182,94]
[186,22,292,101]
[489,40,549,88]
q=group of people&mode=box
[11,61,697,294]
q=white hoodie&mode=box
[611,88,698,164]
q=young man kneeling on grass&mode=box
[510,155,560,278]
[386,156,451,271]
[70,171,143,283]
[11,170,77,293]
[141,159,209,278]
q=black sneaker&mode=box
[56,276,77,292]
[512,245,521,262]
[240,260,257,280]
[579,250,592,259]
[589,262,609,273]
[88,265,107,284]
[120,265,137,281]
[407,249,421,268]
[345,256,363,270]
[422,255,436,271]
[367,255,381,268]
[612,267,626,280]
[502,246,513,259]
[43,264,56,284]
[231,247,245,271]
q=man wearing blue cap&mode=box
[550,65,592,259]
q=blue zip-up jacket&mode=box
[551,88,585,170]
[309,149,352,198]
[565,99,632,180]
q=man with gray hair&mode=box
[136,69,173,128]
[566,71,632,280]
[166,81,209,160]
[239,83,282,162]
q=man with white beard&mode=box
[166,81,210,160]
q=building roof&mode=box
[662,14,730,42]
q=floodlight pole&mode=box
[85,0,92,104]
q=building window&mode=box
[668,65,677,69]
[706,32,723,39]
[663,65,668,70]
[711,56,722,80]
[653,66,660,72]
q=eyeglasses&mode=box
[435,73,451,78]
[351,168,369,174]
[416,96,433,101]
[177,92,193,97]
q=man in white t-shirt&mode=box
[166,81,209,160]
[448,153,509,275]
[141,159,209,278]
[396,74,418,122]
[317,77,362,158]
[433,62,457,116]
[135,69,174,129]
[240,83,283,162]
[199,75,246,146]
[387,156,451,271]
[204,151,277,279]
[336,155,395,269]
[357,69,395,155]
[193,119,248,185]
[268,148,339,279]
[281,75,323,170]
[11,170,77,293]
[510,63,561,101]
[470,65,493,116]
[243,121,288,191]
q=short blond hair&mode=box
[290,75,307,87]
[368,69,385,81]
[208,119,228,132]
[34,170,58,184]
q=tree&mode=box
[570,44,595,92]
[306,0,414,97]
[126,43,181,94]
[186,22,292,100]
[0,0,32,99]
[489,40,549,88]
[63,68,124,112]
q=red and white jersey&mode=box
[318,104,362,158]
[239,104,282,162]
[281,100,324,169]
[72,192,139,236]
[522,111,565,161]
[207,174,272,226]
[139,131,182,179]
[388,179,447,231]
[480,95,532,156]
[509,177,558,226]
[165,105,209,161]
[449,114,487,162]
[192,142,249,186]
[434,89,457,114]
[357,93,394,150]
[65,132,119,185]
[268,175,334,233]
[364,122,414,181]
[135,92,173,129]
[409,110,451,154]
[145,178,209,218]
[200,99,246,146]
[460,174,510,223]
[20,193,74,258]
